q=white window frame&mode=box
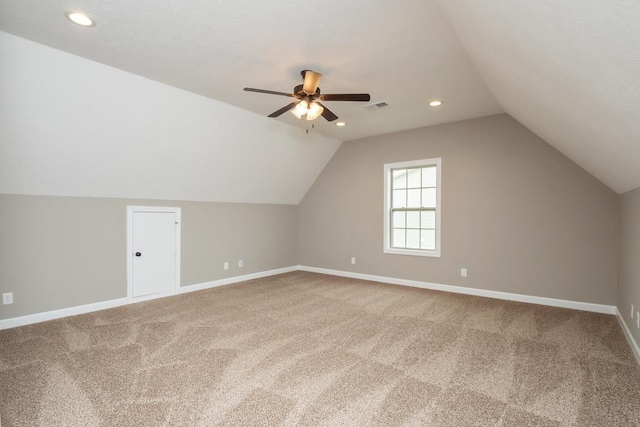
[383,157,441,257]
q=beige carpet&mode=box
[1,271,639,426]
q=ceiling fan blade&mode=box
[268,102,298,117]
[302,70,322,95]
[316,102,338,122]
[320,93,371,102]
[244,87,296,97]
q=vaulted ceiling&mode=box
[1,0,638,198]
[437,0,640,194]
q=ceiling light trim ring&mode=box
[65,11,96,27]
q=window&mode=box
[384,158,441,257]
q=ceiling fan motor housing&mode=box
[294,84,320,98]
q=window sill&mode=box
[384,248,441,258]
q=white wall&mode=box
[0,31,341,205]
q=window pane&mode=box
[393,169,407,189]
[421,188,436,208]
[406,229,420,248]
[393,211,406,228]
[421,210,436,229]
[385,159,440,256]
[422,166,436,187]
[393,229,406,248]
[407,189,421,208]
[406,211,420,228]
[407,168,421,188]
[421,230,436,250]
[393,189,407,208]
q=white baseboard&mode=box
[0,266,297,330]
[178,266,297,293]
[0,265,620,331]
[297,265,617,315]
[0,297,131,330]
[616,308,640,365]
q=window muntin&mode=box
[384,158,441,257]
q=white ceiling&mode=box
[1,0,639,195]
[0,0,502,142]
[437,0,640,194]
[0,32,341,205]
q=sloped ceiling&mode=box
[437,0,640,194]
[0,33,341,205]
[0,0,502,142]
[1,1,639,200]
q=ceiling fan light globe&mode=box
[306,102,324,121]
[291,100,309,119]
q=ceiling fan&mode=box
[243,70,371,122]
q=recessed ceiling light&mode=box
[429,100,443,107]
[336,122,346,127]
[65,11,95,27]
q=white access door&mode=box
[131,210,179,297]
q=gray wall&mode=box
[0,114,627,322]
[298,114,620,305]
[619,186,640,344]
[0,194,297,320]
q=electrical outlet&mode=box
[238,260,243,268]
[460,268,467,277]
[223,262,229,270]
[351,257,356,265]
[2,292,13,305]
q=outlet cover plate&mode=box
[2,292,13,305]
